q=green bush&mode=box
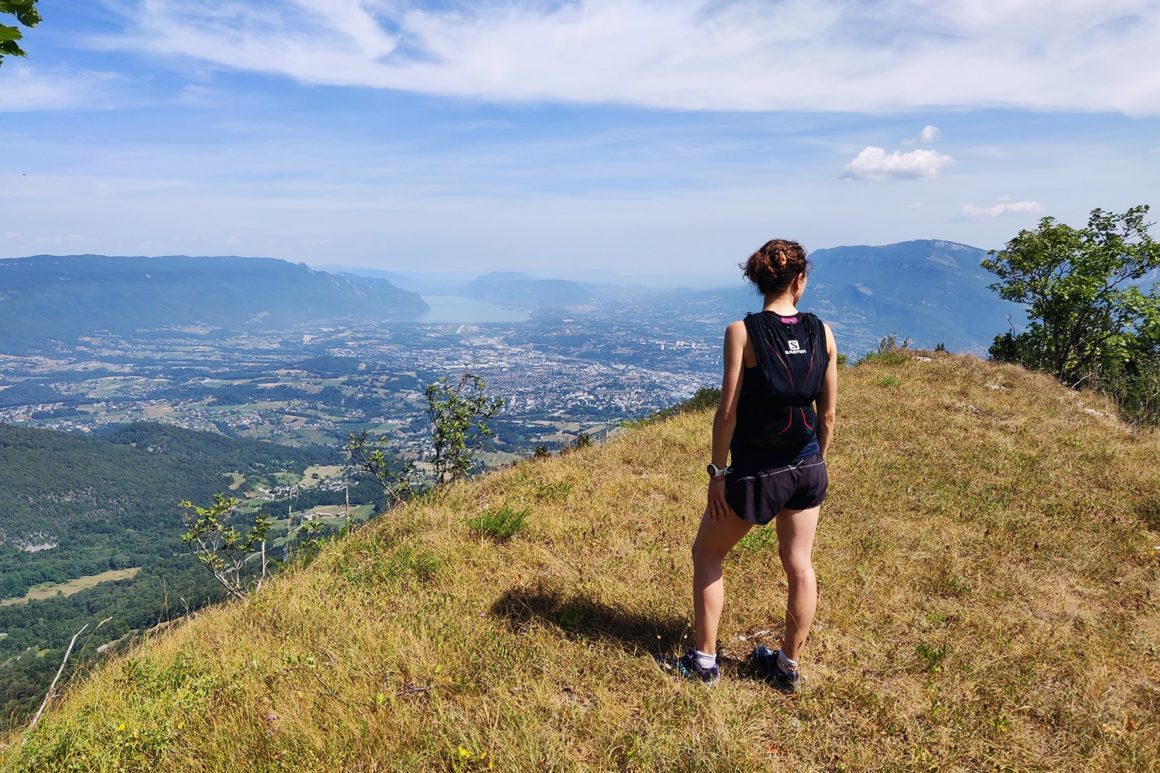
[857,333,910,366]
[467,506,528,542]
[1092,352,1160,426]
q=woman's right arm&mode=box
[815,322,838,459]
[706,321,746,521]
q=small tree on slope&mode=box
[179,494,273,600]
[425,372,504,485]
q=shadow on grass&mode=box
[490,585,689,658]
[490,585,787,687]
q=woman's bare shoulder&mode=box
[724,319,747,343]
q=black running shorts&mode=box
[725,454,828,526]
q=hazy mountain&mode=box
[0,255,429,353]
[466,272,595,306]
[316,265,472,296]
[680,240,1024,355]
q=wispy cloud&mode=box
[843,147,953,180]
[96,0,1160,113]
[0,64,122,112]
[962,200,1044,217]
[906,125,942,144]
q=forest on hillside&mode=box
[0,422,355,730]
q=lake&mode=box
[419,295,532,324]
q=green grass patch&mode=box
[338,540,441,588]
[736,527,778,553]
[533,481,572,502]
[466,506,528,541]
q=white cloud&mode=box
[0,64,122,112]
[95,0,1160,113]
[919,126,942,144]
[962,200,1044,217]
[843,147,953,180]
[906,125,943,144]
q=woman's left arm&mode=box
[815,323,838,459]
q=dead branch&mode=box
[24,623,89,738]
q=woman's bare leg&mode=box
[692,511,752,655]
[775,505,821,661]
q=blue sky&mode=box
[1,1,1158,280]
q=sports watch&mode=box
[706,463,730,479]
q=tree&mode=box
[425,372,504,485]
[0,0,40,64]
[983,205,1160,387]
[179,494,273,600]
[344,430,416,507]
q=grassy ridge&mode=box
[3,354,1158,771]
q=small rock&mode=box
[915,356,932,362]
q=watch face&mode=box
[707,464,719,477]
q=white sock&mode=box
[778,650,798,673]
[694,649,717,670]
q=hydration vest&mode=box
[739,311,829,453]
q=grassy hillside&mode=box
[3,354,1158,771]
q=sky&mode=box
[1,0,1158,280]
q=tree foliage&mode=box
[0,0,40,63]
[179,494,273,600]
[984,205,1160,423]
[344,430,416,506]
[425,372,504,485]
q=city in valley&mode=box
[0,308,722,466]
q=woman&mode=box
[677,239,838,691]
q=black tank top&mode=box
[730,311,827,473]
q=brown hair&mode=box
[741,239,808,297]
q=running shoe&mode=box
[675,650,720,685]
[749,645,800,693]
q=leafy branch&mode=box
[0,0,41,63]
[425,372,504,485]
[344,430,417,507]
[179,494,273,600]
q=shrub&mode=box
[857,333,910,366]
[467,506,528,541]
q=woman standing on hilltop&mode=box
[677,239,838,691]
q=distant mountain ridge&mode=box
[0,254,428,353]
[466,271,594,306]
[680,239,1024,355]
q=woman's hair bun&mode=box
[741,239,807,296]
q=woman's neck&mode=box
[762,294,798,315]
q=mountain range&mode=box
[0,240,1025,356]
[0,255,428,353]
[459,239,1024,354]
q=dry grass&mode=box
[4,354,1158,772]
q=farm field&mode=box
[0,568,141,607]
